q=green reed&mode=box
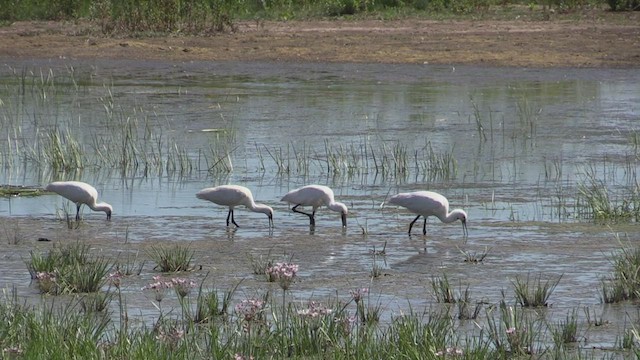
[485,299,540,356]
[27,243,113,294]
[601,235,640,303]
[431,274,456,304]
[576,166,640,222]
[1,69,239,178]
[512,273,562,307]
[516,96,540,140]
[1,276,639,358]
[550,308,579,345]
[148,244,195,272]
[40,128,84,171]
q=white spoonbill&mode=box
[387,191,467,236]
[280,184,347,227]
[45,181,113,220]
[196,185,273,228]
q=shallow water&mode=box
[0,59,639,354]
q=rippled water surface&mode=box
[0,59,639,353]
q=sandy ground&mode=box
[1,11,639,67]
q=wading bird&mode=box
[280,184,347,227]
[45,181,113,220]
[387,191,467,236]
[196,185,273,228]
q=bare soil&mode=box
[1,12,639,67]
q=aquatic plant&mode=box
[114,252,145,276]
[485,300,539,356]
[265,262,298,290]
[550,308,580,346]
[456,286,483,320]
[459,246,490,263]
[40,128,85,172]
[431,273,456,303]
[193,281,238,323]
[576,166,640,223]
[0,185,44,198]
[148,244,195,272]
[601,237,640,303]
[248,249,279,275]
[27,243,113,294]
[511,272,562,307]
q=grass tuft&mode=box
[27,243,112,294]
[512,273,562,307]
[148,244,195,272]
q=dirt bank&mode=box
[1,12,639,67]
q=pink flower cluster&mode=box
[435,347,464,357]
[171,277,197,298]
[350,287,369,303]
[35,271,58,294]
[297,301,333,318]
[35,271,57,282]
[235,299,265,322]
[266,262,299,290]
[234,354,255,360]
[142,276,197,301]
[107,270,124,288]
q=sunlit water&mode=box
[0,59,639,353]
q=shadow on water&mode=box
[0,60,639,351]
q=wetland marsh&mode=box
[0,59,639,357]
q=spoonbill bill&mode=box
[196,185,273,228]
[280,184,347,227]
[387,191,467,236]
[45,181,113,220]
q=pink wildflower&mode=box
[171,277,197,298]
[142,275,174,302]
[350,288,369,304]
[266,262,299,290]
[235,299,265,322]
[435,347,464,357]
[297,301,333,318]
[107,270,124,288]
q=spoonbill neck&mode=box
[328,201,348,215]
[89,202,112,213]
[251,203,274,216]
[442,209,467,223]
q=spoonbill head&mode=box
[45,181,112,220]
[196,185,273,228]
[280,184,347,227]
[387,190,467,236]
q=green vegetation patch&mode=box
[0,185,45,198]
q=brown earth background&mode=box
[1,12,639,67]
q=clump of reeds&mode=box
[148,244,195,272]
[511,273,562,307]
[27,243,113,294]
[485,300,538,356]
[248,249,281,275]
[431,274,456,303]
[576,167,640,223]
[459,246,490,263]
[601,237,640,303]
[550,308,580,346]
[40,129,84,172]
[456,286,483,320]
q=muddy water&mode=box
[0,59,639,352]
